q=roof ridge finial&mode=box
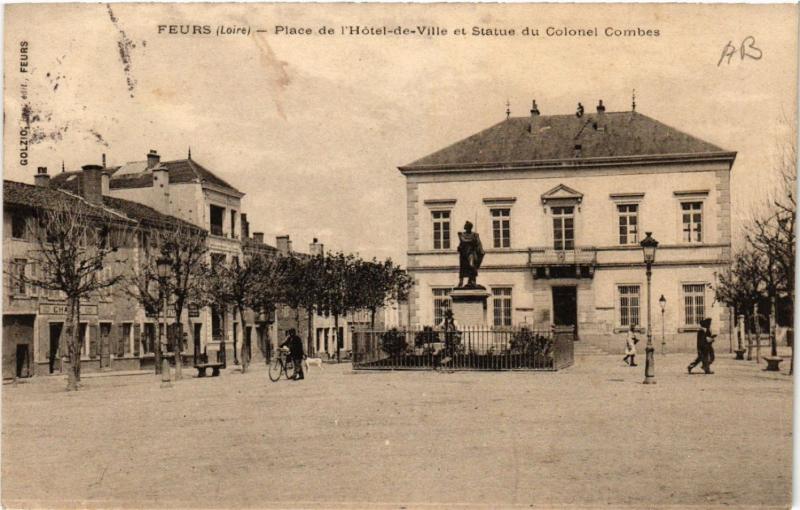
[632,89,637,112]
[505,99,511,120]
[61,160,65,173]
[188,146,192,160]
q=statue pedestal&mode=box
[450,287,491,326]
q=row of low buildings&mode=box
[3,151,380,379]
[399,101,736,351]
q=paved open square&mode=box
[2,354,792,509]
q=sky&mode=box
[3,3,797,264]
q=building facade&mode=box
[3,168,200,378]
[52,150,246,363]
[399,102,735,352]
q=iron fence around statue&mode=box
[352,325,575,371]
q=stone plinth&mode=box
[450,287,491,326]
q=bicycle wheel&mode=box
[284,359,295,379]
[268,358,283,382]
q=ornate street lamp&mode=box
[659,294,666,355]
[640,232,659,384]
[156,256,172,388]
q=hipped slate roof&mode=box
[401,111,734,170]
[51,158,241,194]
[4,180,200,232]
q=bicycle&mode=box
[268,348,295,382]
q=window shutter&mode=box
[116,323,125,357]
[89,324,99,359]
[133,323,141,356]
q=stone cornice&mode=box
[398,151,737,176]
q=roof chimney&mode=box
[146,149,160,170]
[101,170,110,195]
[151,163,170,214]
[102,153,107,168]
[34,167,50,188]
[276,235,292,255]
[528,100,541,134]
[252,232,264,244]
[309,237,324,257]
[594,99,606,132]
[81,164,103,205]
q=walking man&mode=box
[688,317,716,374]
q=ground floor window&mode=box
[618,285,641,328]
[683,284,706,326]
[432,288,452,326]
[121,323,133,356]
[492,287,513,327]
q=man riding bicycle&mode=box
[280,328,305,380]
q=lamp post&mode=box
[157,256,172,388]
[640,232,659,384]
[659,294,666,355]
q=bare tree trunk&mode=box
[370,308,376,331]
[754,303,761,363]
[239,306,249,374]
[307,308,314,356]
[173,320,183,380]
[770,294,778,357]
[334,314,340,363]
[66,296,81,391]
[154,307,162,375]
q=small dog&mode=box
[303,357,323,371]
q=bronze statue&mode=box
[457,221,485,288]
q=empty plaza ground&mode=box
[2,353,792,509]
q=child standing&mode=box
[623,324,639,366]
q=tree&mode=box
[746,140,796,358]
[248,252,289,361]
[353,258,413,331]
[294,255,327,356]
[15,197,130,390]
[319,252,358,362]
[124,220,207,378]
[159,222,208,378]
[210,255,262,373]
[123,233,166,375]
[713,249,766,353]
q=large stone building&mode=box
[51,150,246,361]
[399,101,735,352]
[3,168,199,378]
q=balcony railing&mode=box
[210,224,224,237]
[527,246,597,266]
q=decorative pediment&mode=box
[541,184,583,206]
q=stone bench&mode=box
[195,363,224,377]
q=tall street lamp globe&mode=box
[157,256,171,279]
[659,294,666,311]
[640,232,658,264]
[640,232,659,384]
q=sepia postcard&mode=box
[1,3,797,509]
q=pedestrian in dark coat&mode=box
[280,328,305,380]
[687,318,715,374]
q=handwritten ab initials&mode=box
[718,36,763,66]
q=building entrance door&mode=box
[99,322,112,369]
[552,286,578,337]
[3,315,35,379]
[49,323,63,373]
